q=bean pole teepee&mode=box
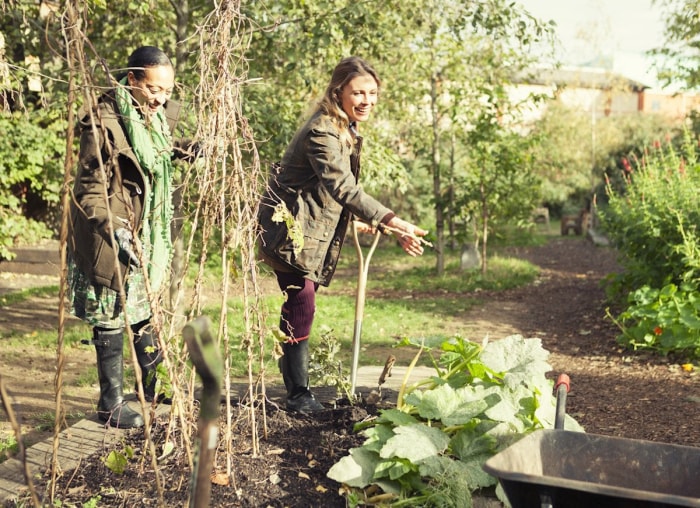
[52,2,269,506]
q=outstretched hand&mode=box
[385,217,429,257]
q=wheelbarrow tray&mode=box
[483,429,700,508]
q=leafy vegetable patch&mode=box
[328,335,583,507]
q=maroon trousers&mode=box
[275,270,318,343]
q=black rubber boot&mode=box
[132,322,170,404]
[94,327,145,429]
[279,339,324,413]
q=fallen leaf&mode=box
[210,472,229,486]
[315,485,328,493]
[298,472,310,480]
[158,441,175,461]
[68,485,86,496]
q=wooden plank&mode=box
[0,404,166,505]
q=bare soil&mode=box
[2,235,699,507]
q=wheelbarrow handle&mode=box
[554,373,570,393]
[554,373,570,431]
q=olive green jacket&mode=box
[258,112,392,286]
[68,92,183,291]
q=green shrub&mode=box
[609,282,700,360]
[0,108,65,258]
[601,132,700,291]
[602,131,700,359]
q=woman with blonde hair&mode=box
[258,56,427,413]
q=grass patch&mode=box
[0,230,543,384]
[0,434,19,464]
[201,289,479,376]
[75,367,98,388]
[30,410,86,433]
[489,222,551,248]
[0,285,59,308]
[220,241,539,376]
[332,242,539,294]
[32,411,58,433]
[1,322,91,347]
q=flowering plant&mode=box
[602,131,700,360]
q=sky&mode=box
[516,0,669,91]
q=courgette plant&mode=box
[328,334,583,507]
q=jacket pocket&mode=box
[91,231,119,285]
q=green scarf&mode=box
[116,77,174,292]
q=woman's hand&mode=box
[353,221,377,235]
[386,217,428,257]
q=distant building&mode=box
[509,66,700,125]
[641,89,700,118]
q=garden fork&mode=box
[350,221,382,398]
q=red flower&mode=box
[622,158,632,173]
[654,326,663,336]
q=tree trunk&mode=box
[480,181,489,275]
[448,134,456,250]
[431,73,444,276]
[169,0,191,309]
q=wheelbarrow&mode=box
[483,374,700,508]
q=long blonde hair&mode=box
[318,56,381,146]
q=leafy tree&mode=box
[528,101,680,217]
[0,108,64,257]
[244,0,554,275]
[2,0,553,273]
[651,0,700,89]
[461,119,540,273]
[0,0,206,254]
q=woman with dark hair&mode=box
[68,46,193,428]
[258,56,427,413]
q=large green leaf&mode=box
[326,447,380,488]
[450,428,497,460]
[380,424,450,463]
[404,383,490,425]
[360,423,396,454]
[479,335,552,393]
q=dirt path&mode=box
[460,237,700,447]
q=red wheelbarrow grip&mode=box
[555,373,570,393]
[554,373,570,430]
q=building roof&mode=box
[517,66,649,92]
